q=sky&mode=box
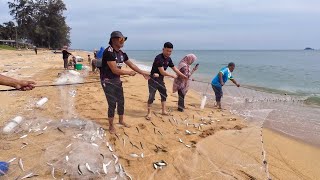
[1,0,320,50]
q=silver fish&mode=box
[102,163,108,174]
[20,134,28,139]
[141,153,144,158]
[43,126,48,131]
[179,138,183,143]
[109,145,113,152]
[19,158,25,171]
[65,156,69,162]
[66,143,72,148]
[185,144,191,148]
[156,162,167,166]
[111,176,118,180]
[91,143,99,147]
[20,172,38,179]
[77,164,82,175]
[51,166,56,179]
[105,160,112,167]
[113,154,118,164]
[115,164,120,173]
[185,130,192,135]
[8,157,16,163]
[153,163,158,169]
[85,163,94,174]
[130,153,139,158]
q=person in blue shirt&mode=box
[211,62,240,109]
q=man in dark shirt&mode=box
[62,46,73,70]
[146,42,188,120]
[101,31,151,134]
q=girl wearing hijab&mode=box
[173,54,198,112]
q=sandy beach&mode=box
[1,49,320,180]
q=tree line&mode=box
[0,0,71,49]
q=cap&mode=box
[110,31,127,41]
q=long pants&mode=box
[212,84,223,102]
[148,79,167,104]
[178,89,186,111]
[101,81,124,118]
[63,58,68,69]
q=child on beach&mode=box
[211,62,240,109]
[172,54,199,112]
[145,42,188,120]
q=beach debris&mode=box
[20,142,28,149]
[136,127,139,133]
[8,157,16,163]
[19,134,28,139]
[113,154,119,164]
[140,142,144,149]
[178,138,183,143]
[141,153,144,158]
[36,97,48,107]
[185,144,191,148]
[3,116,23,134]
[185,130,192,135]
[85,163,94,174]
[65,155,69,162]
[42,126,48,131]
[20,172,39,179]
[77,164,83,175]
[51,166,56,179]
[19,158,25,172]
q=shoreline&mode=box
[0,49,319,179]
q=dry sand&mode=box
[0,49,319,179]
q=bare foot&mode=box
[109,126,116,134]
[145,115,152,121]
[162,111,170,116]
[119,121,131,128]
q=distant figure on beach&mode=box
[62,46,73,70]
[145,42,188,120]
[101,31,151,134]
[173,54,199,112]
[0,74,35,91]
[211,62,240,109]
[88,54,91,65]
[91,58,97,73]
[34,46,37,55]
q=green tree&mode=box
[7,0,71,48]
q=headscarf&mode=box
[173,54,197,95]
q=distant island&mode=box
[304,47,314,50]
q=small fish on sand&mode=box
[77,164,83,175]
[19,158,25,171]
[130,153,139,158]
[20,135,28,139]
[85,163,94,174]
[8,157,16,163]
[20,172,39,179]
[102,163,108,174]
[113,154,119,164]
[51,166,56,179]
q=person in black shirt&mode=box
[62,46,73,70]
[101,31,151,134]
[145,42,188,120]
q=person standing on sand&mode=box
[0,74,35,91]
[62,46,73,70]
[34,46,37,55]
[145,42,188,120]
[172,54,199,112]
[88,54,91,65]
[101,31,151,134]
[211,62,240,109]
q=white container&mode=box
[36,97,48,107]
[200,96,207,109]
[3,116,23,134]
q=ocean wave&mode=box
[305,96,320,106]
